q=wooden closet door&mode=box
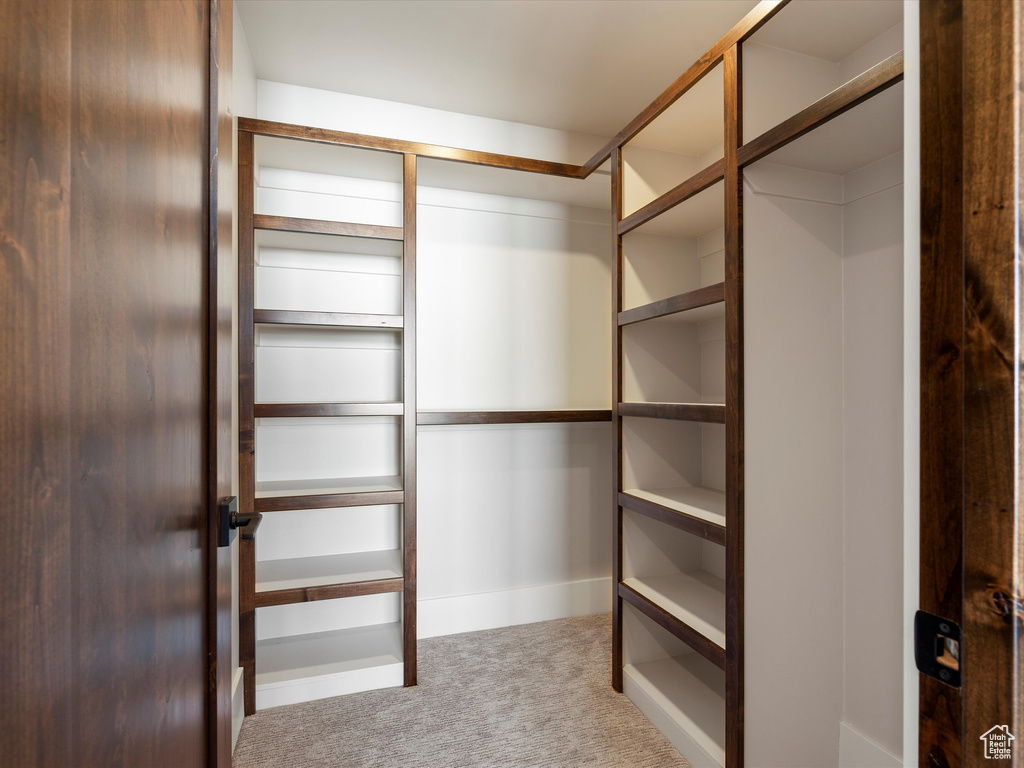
[1,0,218,764]
[69,0,211,764]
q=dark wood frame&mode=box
[919,0,1024,763]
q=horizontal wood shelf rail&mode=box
[580,0,789,175]
[253,213,404,241]
[255,489,405,513]
[618,582,726,671]
[253,309,403,329]
[254,403,404,418]
[618,283,725,326]
[619,492,726,546]
[240,117,586,179]
[416,410,613,425]
[737,50,905,168]
[254,577,405,608]
[617,159,726,236]
[618,402,726,424]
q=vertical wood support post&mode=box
[402,153,418,687]
[723,42,745,768]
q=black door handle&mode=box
[218,497,262,547]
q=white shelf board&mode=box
[624,654,726,768]
[256,622,403,710]
[623,485,726,528]
[622,572,725,649]
[256,549,403,592]
[753,83,903,176]
[626,180,723,238]
[255,474,403,499]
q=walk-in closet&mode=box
[231,1,916,765]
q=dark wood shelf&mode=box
[254,577,404,608]
[617,160,725,237]
[253,213,404,241]
[255,403,404,418]
[619,581,725,671]
[620,491,726,546]
[419,409,610,428]
[255,489,405,513]
[618,283,725,326]
[619,402,725,424]
[417,409,612,425]
[738,50,904,168]
[253,309,403,329]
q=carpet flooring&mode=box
[232,614,690,768]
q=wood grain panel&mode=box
[618,283,725,326]
[70,0,209,762]
[238,129,258,715]
[737,52,905,168]
[618,402,725,424]
[961,0,1023,759]
[207,0,234,762]
[416,410,613,425]
[619,583,726,671]
[619,493,726,546]
[0,0,72,763]
[254,577,404,608]
[253,213,403,241]
[617,160,725,236]
[239,116,585,179]
[580,0,788,175]
[253,309,403,329]
[919,2,965,764]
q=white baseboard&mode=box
[255,661,404,711]
[417,577,612,638]
[839,721,902,768]
[231,666,244,751]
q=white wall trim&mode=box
[231,666,244,751]
[418,577,611,639]
[839,721,903,768]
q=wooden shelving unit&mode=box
[238,130,418,714]
[604,1,905,765]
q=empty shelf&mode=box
[255,475,403,499]
[253,213,404,241]
[619,402,725,423]
[255,403,404,418]
[253,309,403,329]
[624,654,725,768]
[622,486,726,529]
[622,572,725,649]
[256,622,404,710]
[257,549,403,593]
[619,284,725,327]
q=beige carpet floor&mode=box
[233,614,689,768]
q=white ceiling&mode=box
[235,0,760,143]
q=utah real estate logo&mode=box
[981,726,1015,760]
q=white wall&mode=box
[251,81,614,662]
[231,3,256,747]
[744,153,904,766]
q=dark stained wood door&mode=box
[1,0,223,764]
[919,1,1023,765]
